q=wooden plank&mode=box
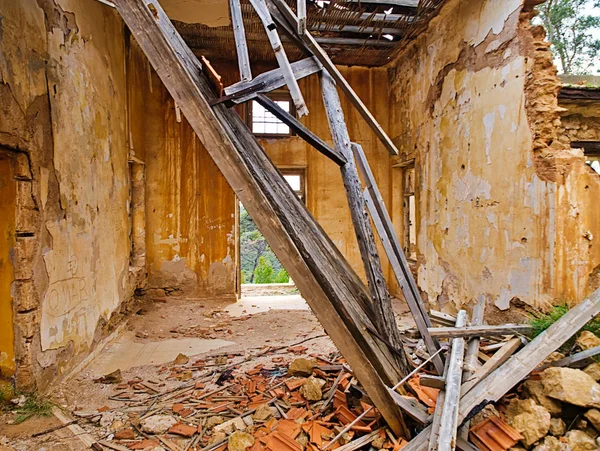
[428,324,532,339]
[254,93,346,165]
[113,0,408,437]
[387,389,432,424]
[269,0,399,155]
[224,57,321,104]
[343,0,418,6]
[52,407,98,449]
[430,310,457,327]
[314,37,398,47]
[248,0,308,116]
[321,71,411,378]
[230,0,252,81]
[435,310,467,451]
[309,24,406,35]
[402,287,600,450]
[460,338,522,396]
[297,0,306,34]
[358,143,443,376]
[539,345,600,370]
[419,374,445,390]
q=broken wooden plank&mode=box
[460,338,522,396]
[429,310,457,327]
[254,93,346,165]
[357,142,443,375]
[403,287,600,450]
[224,57,321,104]
[387,389,432,424]
[269,0,399,155]
[249,0,308,116]
[419,374,445,390]
[428,324,532,339]
[539,345,600,370]
[209,83,265,106]
[230,0,252,81]
[321,71,411,378]
[435,310,467,451]
[113,0,408,437]
[52,407,99,449]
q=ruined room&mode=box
[1,0,600,449]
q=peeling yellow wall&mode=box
[388,0,600,311]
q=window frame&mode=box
[246,90,296,139]
[280,168,306,203]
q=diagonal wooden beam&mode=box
[269,0,400,155]
[230,0,252,81]
[255,93,346,165]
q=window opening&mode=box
[403,166,417,261]
[247,91,295,137]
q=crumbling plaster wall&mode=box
[388,0,600,312]
[0,0,138,390]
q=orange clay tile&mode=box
[334,405,365,426]
[407,376,438,408]
[469,416,523,451]
[332,390,348,410]
[263,431,303,451]
[130,439,160,449]
[287,346,308,354]
[276,419,302,439]
[286,407,308,420]
[285,378,306,391]
[338,374,352,391]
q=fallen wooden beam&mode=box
[428,324,532,339]
[539,345,600,370]
[113,0,408,437]
[429,310,457,327]
[387,390,432,424]
[419,374,445,390]
[433,311,467,451]
[270,0,400,155]
[223,57,321,104]
[230,0,252,81]
[402,287,600,450]
[254,93,346,166]
[297,0,306,34]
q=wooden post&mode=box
[434,310,467,451]
[113,0,409,436]
[357,142,444,376]
[249,0,309,116]
[297,0,306,34]
[320,70,411,377]
[230,0,252,81]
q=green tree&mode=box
[254,256,274,284]
[536,0,600,74]
[273,268,290,283]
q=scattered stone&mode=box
[300,376,325,401]
[209,431,227,445]
[372,434,386,449]
[584,363,600,382]
[577,331,600,351]
[95,369,122,384]
[549,418,566,436]
[214,417,246,434]
[532,436,563,451]
[471,404,501,426]
[114,428,135,440]
[141,415,178,434]
[173,353,189,365]
[228,431,255,451]
[135,330,149,339]
[252,403,273,421]
[215,356,228,365]
[564,430,598,450]
[206,415,225,429]
[542,352,566,366]
[169,423,197,437]
[585,409,600,431]
[505,398,551,447]
[523,380,562,416]
[109,419,125,432]
[288,358,317,377]
[296,431,309,447]
[541,367,600,408]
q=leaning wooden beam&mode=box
[297,0,306,34]
[249,0,309,116]
[254,93,346,166]
[356,143,443,375]
[269,0,399,155]
[428,324,532,339]
[387,390,432,424]
[320,70,411,377]
[224,57,321,104]
[113,0,408,437]
[539,345,600,370]
[434,310,467,451]
[230,0,252,81]
[402,287,600,450]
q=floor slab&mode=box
[225,294,309,317]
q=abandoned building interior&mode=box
[1,0,600,449]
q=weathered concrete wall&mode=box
[0,0,138,389]
[130,46,237,300]
[387,0,600,311]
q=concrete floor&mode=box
[225,294,309,317]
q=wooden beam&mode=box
[356,143,443,375]
[224,57,322,104]
[429,310,457,327]
[539,345,600,370]
[320,71,412,380]
[113,0,408,437]
[297,0,306,34]
[419,374,445,390]
[402,287,600,450]
[432,311,467,451]
[343,0,418,6]
[310,24,405,35]
[254,93,346,165]
[428,324,532,339]
[315,37,398,47]
[270,0,400,155]
[249,0,309,116]
[230,0,252,81]
[387,389,432,424]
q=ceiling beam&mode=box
[310,23,405,35]
[314,36,397,47]
[342,0,418,6]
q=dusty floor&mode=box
[0,294,414,451]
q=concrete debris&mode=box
[251,403,273,421]
[300,376,325,401]
[214,417,246,434]
[505,398,551,447]
[541,367,600,408]
[140,415,178,434]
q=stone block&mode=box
[13,237,37,280]
[14,310,37,339]
[13,153,32,180]
[15,207,40,235]
[12,280,39,312]
[16,181,35,208]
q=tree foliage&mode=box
[536,0,600,74]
